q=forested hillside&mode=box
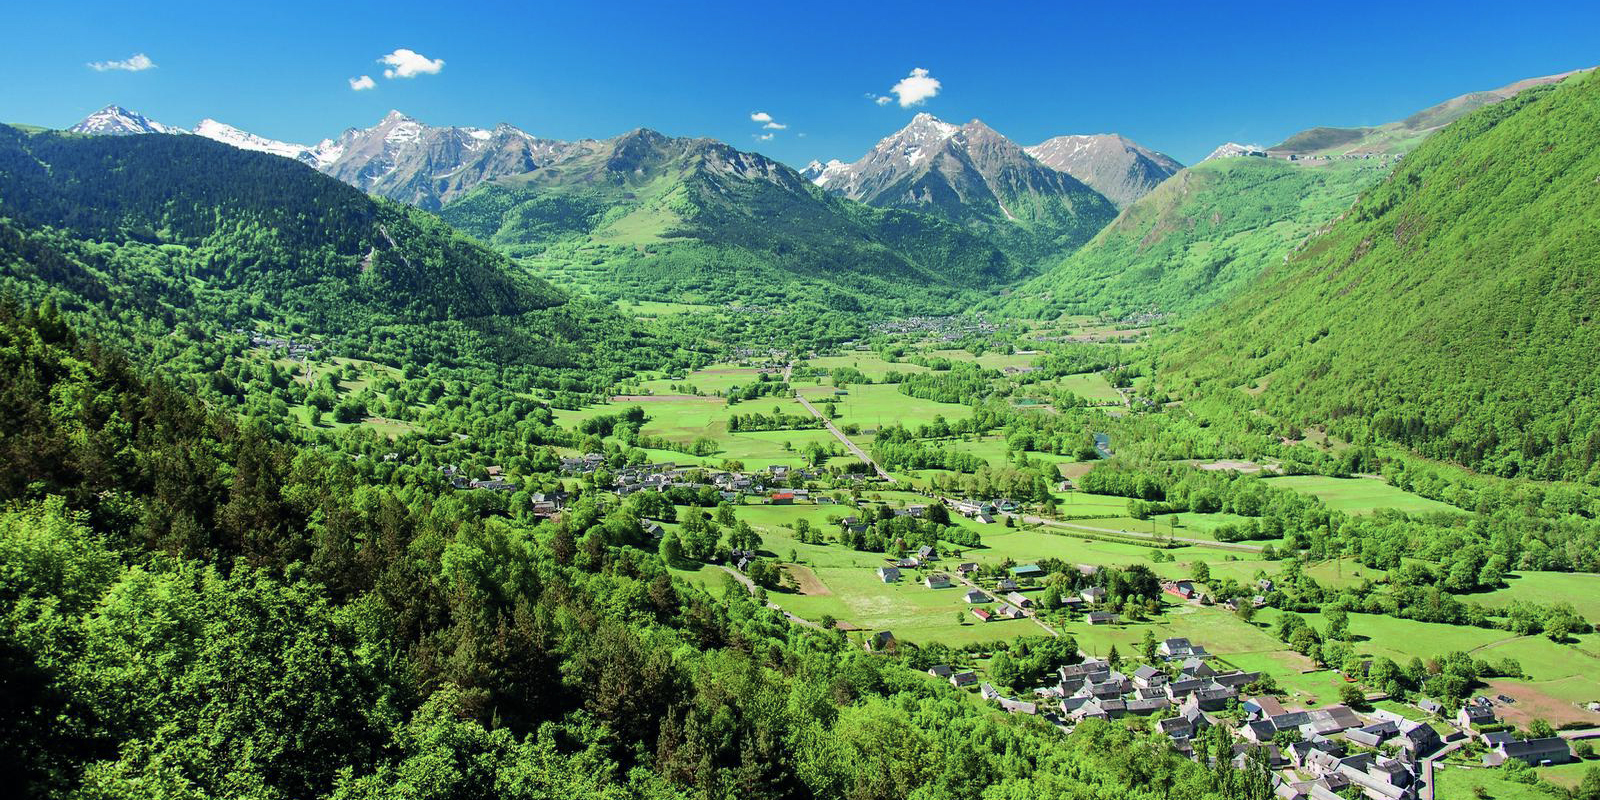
[0,303,1269,800]
[441,129,1012,312]
[0,124,557,324]
[1007,157,1390,318]
[1161,71,1600,482]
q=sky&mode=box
[5,0,1599,167]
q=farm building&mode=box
[1081,587,1106,604]
[1086,611,1119,625]
[864,631,896,652]
[770,492,794,505]
[964,589,990,604]
[1485,737,1571,767]
[876,566,900,583]
[925,573,953,589]
[950,671,978,688]
[971,607,994,623]
[1005,591,1033,609]
[1010,564,1043,579]
[927,664,954,678]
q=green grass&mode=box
[1048,372,1123,404]
[1434,762,1597,800]
[794,382,973,431]
[1473,572,1600,619]
[1263,475,1464,515]
[806,353,929,381]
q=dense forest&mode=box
[1161,71,1600,483]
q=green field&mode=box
[1474,571,1600,619]
[1264,475,1464,515]
[1048,372,1123,404]
[1435,761,1597,800]
[807,353,930,381]
[795,382,973,431]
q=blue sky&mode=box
[5,0,1598,166]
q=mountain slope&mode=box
[1007,156,1391,318]
[1025,133,1182,207]
[1162,70,1600,482]
[809,114,1118,267]
[1267,67,1589,156]
[440,128,1012,309]
[0,123,563,332]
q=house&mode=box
[1346,721,1399,748]
[916,545,936,561]
[1011,564,1044,579]
[770,492,794,505]
[1080,587,1106,604]
[1457,696,1496,728]
[1180,658,1217,678]
[876,566,900,583]
[641,521,664,537]
[1485,737,1571,767]
[972,607,994,623]
[1415,698,1443,716]
[865,631,896,652]
[1086,611,1119,625]
[999,697,1038,715]
[1396,719,1440,756]
[1159,637,1208,660]
[950,671,978,688]
[997,604,1025,619]
[1164,580,1196,599]
[976,513,996,524]
[956,562,979,576]
[996,578,1020,592]
[927,664,954,679]
[1132,664,1168,689]
[1005,591,1033,609]
[980,682,1002,700]
[925,573,953,589]
[1243,720,1278,743]
[964,589,991,604]
[1245,695,1288,719]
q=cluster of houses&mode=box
[556,456,836,499]
[858,315,1000,343]
[1437,695,1573,767]
[1050,648,1263,727]
[1162,578,1271,611]
[440,464,518,492]
[239,330,317,361]
[947,497,1017,525]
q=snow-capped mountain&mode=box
[310,110,580,209]
[193,119,316,161]
[799,159,852,188]
[802,113,1117,266]
[67,105,186,136]
[1025,133,1182,208]
[1202,142,1267,161]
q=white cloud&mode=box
[763,122,787,130]
[349,75,376,91]
[378,48,445,79]
[750,111,773,123]
[88,53,155,72]
[874,96,892,106]
[756,133,774,141]
[887,67,941,107]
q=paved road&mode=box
[1560,727,1600,740]
[1005,512,1266,553]
[718,565,824,631]
[795,392,896,483]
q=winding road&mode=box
[717,565,824,630]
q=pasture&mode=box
[1264,475,1464,515]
